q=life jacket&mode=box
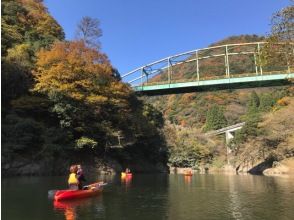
[68,173,79,185]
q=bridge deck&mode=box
[133,73,294,95]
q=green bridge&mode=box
[122,42,293,95]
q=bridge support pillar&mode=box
[225,131,234,165]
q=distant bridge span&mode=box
[122,42,293,95]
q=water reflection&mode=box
[183,175,192,185]
[121,175,132,188]
[54,200,78,220]
[167,174,294,220]
[53,197,105,220]
[2,174,294,220]
[103,174,169,220]
[228,175,244,220]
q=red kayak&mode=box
[54,182,105,201]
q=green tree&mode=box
[204,105,227,131]
[259,93,275,112]
[247,91,260,114]
[143,103,164,128]
[1,59,31,105]
[231,91,263,147]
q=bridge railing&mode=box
[122,42,293,87]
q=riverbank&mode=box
[263,158,294,176]
[169,157,294,177]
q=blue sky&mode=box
[44,0,290,75]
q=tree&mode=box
[33,40,133,149]
[143,103,164,128]
[262,4,293,71]
[231,91,263,147]
[75,16,102,49]
[1,0,65,106]
[271,3,294,43]
[204,105,227,131]
[247,91,260,114]
[259,93,275,112]
[1,59,31,105]
[1,0,26,55]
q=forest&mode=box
[2,0,167,175]
[1,0,293,175]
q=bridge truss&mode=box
[122,42,293,94]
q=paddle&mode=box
[48,190,59,199]
[82,181,108,190]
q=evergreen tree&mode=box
[204,105,227,131]
[231,91,263,147]
[259,93,275,112]
[247,91,260,114]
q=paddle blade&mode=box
[48,190,58,199]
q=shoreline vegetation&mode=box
[2,1,293,177]
[170,158,294,177]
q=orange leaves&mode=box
[181,93,195,104]
[204,94,225,105]
[86,95,108,104]
[34,41,111,96]
[34,40,132,111]
[277,97,289,106]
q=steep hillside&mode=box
[143,35,293,170]
[231,95,294,174]
[2,0,168,176]
[150,35,266,83]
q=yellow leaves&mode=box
[19,0,64,40]
[86,95,108,104]
[109,82,131,97]
[35,41,108,95]
[70,92,84,101]
[1,21,23,42]
[6,43,32,68]
[277,97,289,106]
[34,40,132,114]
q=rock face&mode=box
[1,157,71,176]
[2,155,168,176]
[263,158,294,176]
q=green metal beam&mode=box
[134,73,294,94]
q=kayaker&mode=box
[68,165,79,190]
[125,168,131,174]
[77,164,86,189]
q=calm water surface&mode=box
[2,174,294,220]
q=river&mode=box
[2,174,294,220]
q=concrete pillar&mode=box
[226,131,234,165]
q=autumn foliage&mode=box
[2,1,167,175]
[34,40,131,106]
